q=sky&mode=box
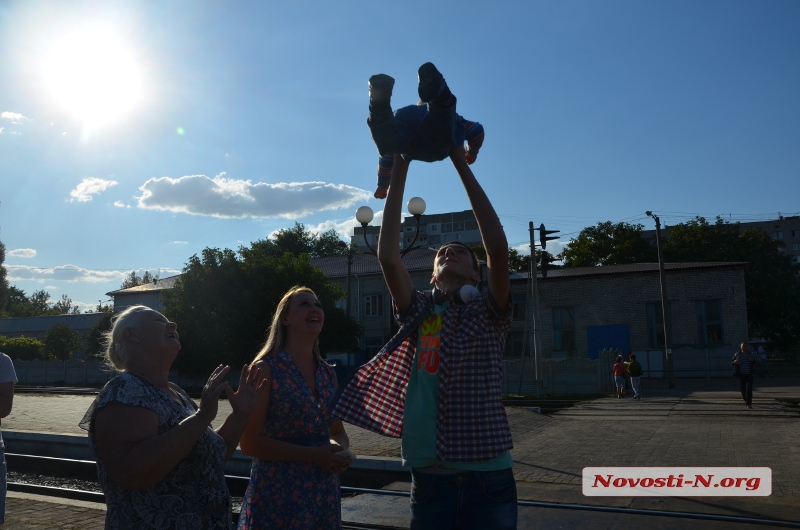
[1,0,798,312]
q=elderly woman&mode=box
[80,305,265,530]
[237,286,352,529]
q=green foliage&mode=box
[52,294,80,315]
[120,270,157,289]
[85,312,113,359]
[562,221,657,267]
[41,323,81,360]
[241,223,349,262]
[3,286,33,317]
[164,238,362,374]
[663,217,800,346]
[0,336,44,361]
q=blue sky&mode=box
[1,0,798,311]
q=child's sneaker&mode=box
[369,74,394,104]
[417,62,445,103]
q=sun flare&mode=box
[43,29,142,127]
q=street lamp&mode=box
[356,197,427,256]
[646,211,675,389]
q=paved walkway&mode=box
[2,376,798,528]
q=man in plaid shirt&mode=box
[334,145,516,529]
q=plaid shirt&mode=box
[334,289,513,462]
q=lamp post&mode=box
[355,197,427,256]
[646,211,675,389]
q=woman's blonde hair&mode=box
[102,305,153,372]
[253,286,321,363]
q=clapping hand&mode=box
[226,363,267,420]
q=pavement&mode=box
[1,375,799,529]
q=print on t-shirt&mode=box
[418,314,443,375]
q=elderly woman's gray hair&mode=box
[102,305,152,372]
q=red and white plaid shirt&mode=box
[334,289,513,462]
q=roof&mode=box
[311,248,438,278]
[528,262,748,280]
[106,274,182,296]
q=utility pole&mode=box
[646,211,675,389]
[528,222,541,386]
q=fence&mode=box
[10,358,240,390]
[501,344,785,397]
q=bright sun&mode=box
[43,29,142,128]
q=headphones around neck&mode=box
[431,284,480,305]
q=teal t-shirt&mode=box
[401,302,512,471]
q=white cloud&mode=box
[172,241,188,245]
[137,173,371,219]
[1,111,27,122]
[0,127,4,134]
[70,177,119,202]
[5,264,180,284]
[7,248,37,258]
[114,200,131,208]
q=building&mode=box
[105,275,181,313]
[315,254,748,366]
[351,209,482,254]
[643,215,800,263]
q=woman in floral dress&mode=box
[238,286,352,529]
[80,305,265,530]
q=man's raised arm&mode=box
[449,146,510,309]
[377,155,415,314]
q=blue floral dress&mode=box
[79,373,232,530]
[237,352,341,529]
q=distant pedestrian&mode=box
[0,352,17,526]
[613,356,627,399]
[757,345,771,377]
[732,341,757,409]
[627,353,643,400]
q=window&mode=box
[773,231,784,239]
[793,243,800,251]
[405,226,414,232]
[505,331,525,357]
[430,224,438,232]
[364,294,383,317]
[418,236,428,244]
[418,224,426,232]
[552,307,576,352]
[696,300,723,344]
[442,223,451,232]
[432,235,440,244]
[646,302,671,348]
[364,337,384,356]
[792,230,800,238]
[454,222,463,231]
[512,299,527,320]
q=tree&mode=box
[561,221,657,267]
[120,270,157,289]
[3,286,32,317]
[164,243,362,374]
[243,223,349,262]
[85,312,113,359]
[52,294,80,315]
[29,289,51,316]
[42,323,81,360]
[663,216,800,346]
